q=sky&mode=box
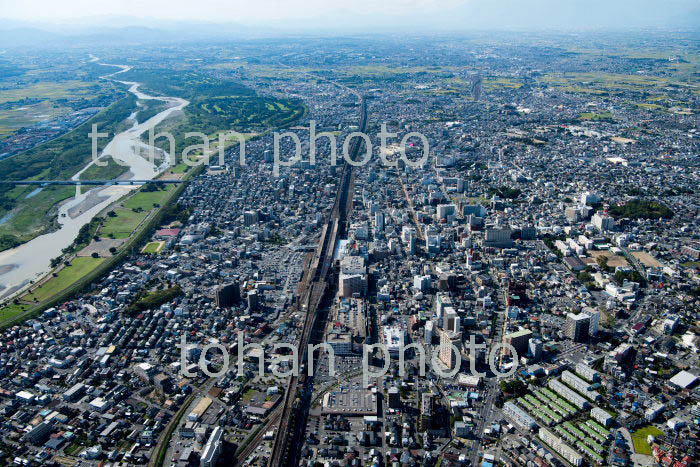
[0,0,698,30]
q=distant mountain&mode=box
[0,19,273,48]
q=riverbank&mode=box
[0,163,201,329]
[0,60,189,302]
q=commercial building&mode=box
[322,390,377,416]
[484,228,513,248]
[188,397,212,422]
[326,332,354,356]
[383,326,404,357]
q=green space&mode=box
[79,158,129,181]
[579,111,615,121]
[117,67,305,157]
[125,285,182,316]
[25,257,105,303]
[0,185,74,248]
[101,186,174,239]
[0,303,29,323]
[137,98,170,123]
[681,261,700,269]
[0,167,197,330]
[631,425,663,455]
[142,241,164,254]
[608,199,672,219]
[0,93,137,250]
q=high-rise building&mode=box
[592,212,615,232]
[484,228,513,248]
[503,329,532,358]
[581,307,600,336]
[564,313,590,342]
[420,392,435,429]
[388,386,401,409]
[243,210,259,227]
[247,290,260,311]
[215,281,240,308]
[528,338,543,360]
[438,328,461,370]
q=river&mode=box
[0,59,189,301]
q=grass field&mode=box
[25,257,105,303]
[0,185,75,243]
[681,261,700,269]
[100,208,148,239]
[79,158,129,180]
[101,187,174,238]
[631,425,663,455]
[142,241,164,254]
[0,303,29,323]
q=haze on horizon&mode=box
[1,0,699,33]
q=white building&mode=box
[575,363,600,382]
[538,427,584,466]
[503,401,537,430]
[645,402,665,422]
[581,308,600,336]
[383,326,404,357]
[591,407,613,427]
[592,212,615,232]
[200,426,223,467]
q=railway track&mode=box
[268,95,367,467]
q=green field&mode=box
[0,94,137,250]
[100,186,174,239]
[142,241,164,254]
[579,111,615,121]
[0,303,29,323]
[79,158,129,181]
[631,425,664,455]
[101,207,149,239]
[25,257,105,303]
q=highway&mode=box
[268,94,367,467]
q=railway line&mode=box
[268,95,367,467]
